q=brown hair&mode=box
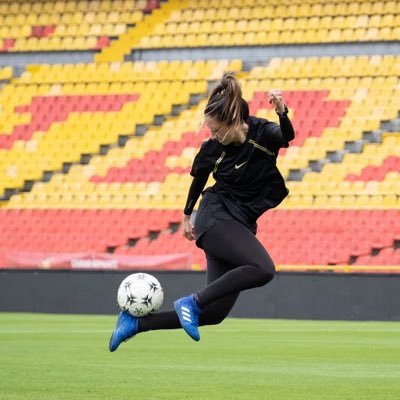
[204,72,249,130]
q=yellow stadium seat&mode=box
[383,195,398,207]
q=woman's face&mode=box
[205,116,233,145]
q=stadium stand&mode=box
[0,0,399,273]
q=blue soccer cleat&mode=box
[109,311,139,352]
[174,294,201,341]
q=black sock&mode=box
[193,293,204,308]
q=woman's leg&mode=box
[138,253,239,332]
[173,219,274,341]
[195,218,275,308]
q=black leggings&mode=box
[139,219,275,332]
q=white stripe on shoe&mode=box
[181,306,192,322]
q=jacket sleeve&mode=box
[184,140,214,215]
[266,109,295,150]
[183,175,209,216]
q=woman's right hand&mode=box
[182,215,195,241]
[268,89,286,114]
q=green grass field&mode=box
[0,313,399,400]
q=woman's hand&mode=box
[268,90,286,114]
[183,214,195,241]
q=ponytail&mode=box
[205,72,249,129]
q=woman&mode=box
[109,72,295,351]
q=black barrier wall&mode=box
[0,270,399,320]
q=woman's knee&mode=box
[255,261,275,285]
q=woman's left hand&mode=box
[182,215,195,241]
[267,90,286,114]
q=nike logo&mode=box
[235,161,247,169]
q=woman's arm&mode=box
[267,89,295,147]
[182,175,209,240]
[276,106,295,143]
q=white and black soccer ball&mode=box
[117,273,164,317]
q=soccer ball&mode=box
[117,273,164,317]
